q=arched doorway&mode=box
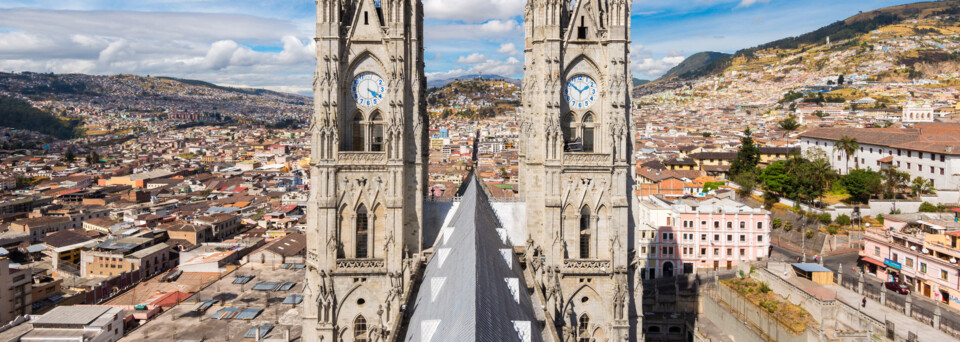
[663,262,674,278]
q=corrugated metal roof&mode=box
[792,263,831,273]
[404,174,541,342]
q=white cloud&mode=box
[480,20,519,34]
[457,53,487,64]
[629,44,686,78]
[497,43,519,55]
[737,0,771,8]
[427,56,522,80]
[422,0,524,22]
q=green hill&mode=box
[649,0,960,83]
[0,95,83,139]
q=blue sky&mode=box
[0,0,918,95]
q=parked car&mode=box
[885,282,910,295]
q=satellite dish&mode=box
[952,258,957,264]
[911,246,917,251]
[922,248,929,254]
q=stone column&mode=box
[837,263,843,285]
[905,293,912,316]
[858,271,864,295]
[934,301,942,329]
[880,285,886,305]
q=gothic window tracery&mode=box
[579,206,592,259]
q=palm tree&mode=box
[808,157,836,204]
[833,136,859,174]
[778,115,801,140]
[911,177,935,198]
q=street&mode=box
[769,245,960,332]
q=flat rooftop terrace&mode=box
[120,262,305,341]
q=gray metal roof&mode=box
[404,175,541,342]
[32,306,111,326]
[792,263,831,273]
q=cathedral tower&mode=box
[520,0,636,340]
[304,0,428,341]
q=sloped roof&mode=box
[405,175,541,342]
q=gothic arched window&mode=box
[582,113,595,153]
[579,206,592,259]
[354,315,368,342]
[356,205,369,258]
[577,314,591,342]
[370,111,384,152]
[352,112,365,152]
[562,112,578,145]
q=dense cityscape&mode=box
[0,0,960,341]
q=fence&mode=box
[836,272,960,339]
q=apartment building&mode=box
[860,210,960,309]
[19,306,124,342]
[800,123,960,191]
[80,237,171,279]
[0,258,31,325]
[9,217,71,242]
[636,195,771,279]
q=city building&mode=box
[80,238,171,279]
[860,211,960,309]
[800,123,960,191]
[636,195,771,277]
[0,258,31,325]
[19,306,124,342]
[9,216,71,242]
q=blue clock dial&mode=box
[564,75,597,109]
[351,72,386,107]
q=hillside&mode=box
[0,95,83,139]
[427,74,521,88]
[0,72,311,124]
[427,79,520,119]
[642,0,960,87]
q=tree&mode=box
[839,169,882,204]
[833,136,860,174]
[814,110,828,118]
[880,167,909,199]
[63,149,76,163]
[838,75,845,85]
[808,157,837,204]
[911,177,935,198]
[919,202,939,213]
[836,214,852,226]
[730,128,762,178]
[777,115,800,140]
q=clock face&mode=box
[565,75,597,110]
[351,72,386,107]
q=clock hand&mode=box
[369,89,380,98]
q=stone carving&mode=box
[335,258,386,273]
[338,152,387,164]
[562,259,612,274]
[564,153,610,166]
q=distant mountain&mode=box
[658,52,731,81]
[646,0,960,84]
[427,74,521,88]
[0,95,83,139]
[633,78,651,86]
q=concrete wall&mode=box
[702,285,819,342]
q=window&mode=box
[931,166,935,173]
[714,221,720,229]
[701,248,706,255]
[577,16,587,40]
[740,222,746,229]
[942,155,946,162]
[351,112,365,151]
[740,235,746,242]
[562,113,578,146]
[356,205,369,258]
[757,222,764,230]
[370,112,384,152]
[874,247,880,256]
[921,263,927,274]
[932,153,936,161]
[942,168,945,175]
[714,234,720,241]
[727,222,733,229]
[906,258,914,268]
[714,248,719,256]
[727,234,732,241]
[581,113,595,153]
[701,234,707,241]
[355,316,368,342]
[942,269,949,281]
[701,221,707,227]
[757,235,763,242]
[580,207,591,259]
[727,248,732,256]
[578,315,591,342]
[740,248,745,256]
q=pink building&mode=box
[859,211,960,309]
[637,196,770,279]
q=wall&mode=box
[701,284,818,342]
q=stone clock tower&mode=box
[304,0,427,341]
[519,0,637,340]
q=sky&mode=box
[0,0,919,96]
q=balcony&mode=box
[335,258,386,275]
[562,259,612,275]
[563,153,611,167]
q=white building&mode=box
[20,306,124,342]
[800,123,960,191]
[902,103,935,123]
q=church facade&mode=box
[304,0,639,341]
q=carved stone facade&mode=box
[304,0,428,341]
[520,0,638,341]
